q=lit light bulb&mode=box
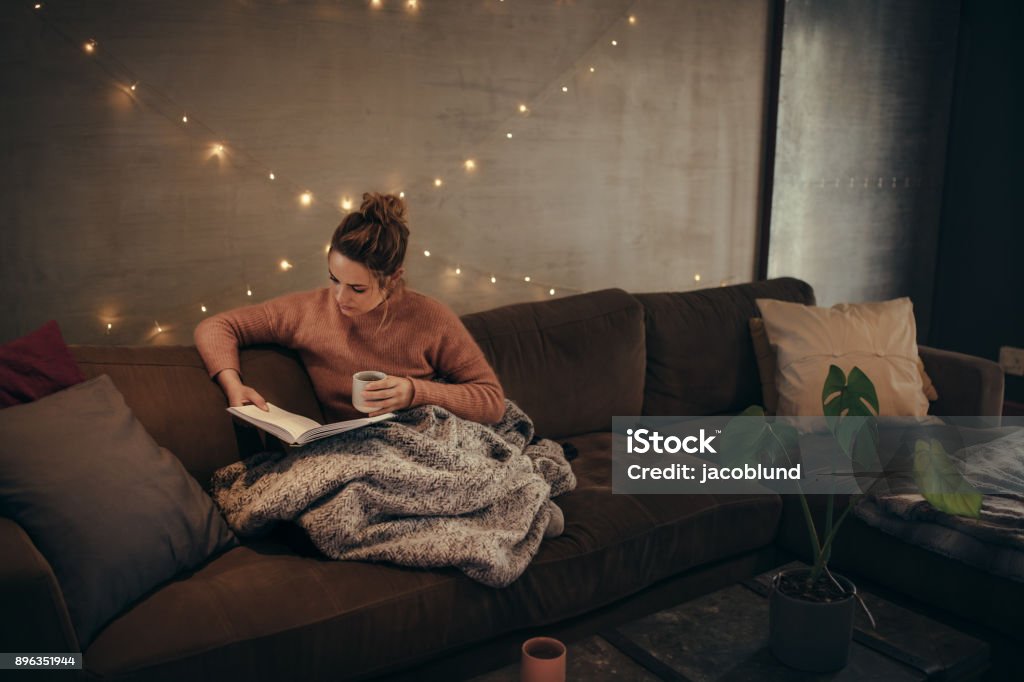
[589,66,595,73]
[34,3,42,9]
[694,273,701,282]
[506,132,513,139]
[490,276,496,284]
[182,114,188,123]
[549,288,555,296]
[464,159,476,171]
[201,305,207,313]
[269,172,275,180]
[434,178,443,187]
[399,191,405,198]
[300,191,313,206]
[518,104,528,113]
[611,39,618,46]
[524,276,530,282]
[280,260,293,271]
[455,267,461,275]
[130,83,137,91]
[155,321,163,333]
[247,289,253,297]
[84,40,96,54]
[629,15,636,24]
[406,0,417,9]
[341,197,353,211]
[561,85,568,92]
[423,250,431,257]
[106,323,112,331]
[371,0,382,7]
[213,143,225,155]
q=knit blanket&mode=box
[210,400,576,587]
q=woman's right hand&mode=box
[216,369,269,411]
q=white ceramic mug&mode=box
[352,371,388,413]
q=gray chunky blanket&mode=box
[210,400,576,587]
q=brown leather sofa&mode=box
[0,277,1008,681]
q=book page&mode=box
[229,403,322,441]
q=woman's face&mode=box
[327,252,385,316]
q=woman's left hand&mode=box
[363,376,414,416]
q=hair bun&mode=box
[360,192,406,226]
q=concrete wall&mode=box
[0,0,770,345]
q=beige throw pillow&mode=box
[748,317,938,415]
[754,297,931,417]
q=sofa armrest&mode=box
[0,517,79,652]
[919,345,1005,417]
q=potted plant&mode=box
[720,365,982,672]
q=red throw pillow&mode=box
[0,320,86,408]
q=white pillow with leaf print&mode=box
[755,297,930,418]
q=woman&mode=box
[194,192,506,425]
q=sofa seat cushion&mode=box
[83,432,781,681]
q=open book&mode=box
[227,403,395,447]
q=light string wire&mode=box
[25,1,655,339]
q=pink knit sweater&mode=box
[193,284,506,424]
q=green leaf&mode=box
[912,439,983,518]
[718,406,799,468]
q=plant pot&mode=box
[768,567,857,672]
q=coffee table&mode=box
[469,562,990,681]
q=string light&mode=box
[694,273,701,282]
[611,39,618,46]
[629,15,636,24]
[36,4,590,341]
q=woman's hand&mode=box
[216,369,269,411]
[361,376,413,416]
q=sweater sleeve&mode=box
[407,308,506,425]
[193,299,289,381]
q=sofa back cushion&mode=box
[461,288,645,439]
[634,277,815,416]
[70,344,323,488]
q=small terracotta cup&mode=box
[520,636,566,682]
